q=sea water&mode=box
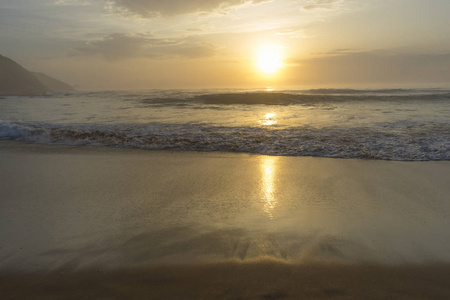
[0,88,449,160]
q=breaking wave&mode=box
[1,121,448,160]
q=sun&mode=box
[256,45,283,75]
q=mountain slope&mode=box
[0,55,48,96]
[0,55,74,96]
[31,72,75,93]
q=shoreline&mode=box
[1,139,448,162]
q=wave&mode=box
[138,90,450,107]
[1,121,448,161]
[290,88,450,94]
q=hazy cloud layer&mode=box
[275,28,307,39]
[293,51,450,85]
[303,0,340,10]
[55,0,91,5]
[77,33,219,60]
[104,0,268,17]
[314,48,360,56]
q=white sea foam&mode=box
[0,120,448,160]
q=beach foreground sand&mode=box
[1,141,450,299]
[2,262,450,299]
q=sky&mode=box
[1,0,450,90]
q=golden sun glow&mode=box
[256,45,283,74]
[260,112,277,126]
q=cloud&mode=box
[275,28,307,39]
[103,0,267,17]
[165,43,219,58]
[54,0,91,5]
[77,33,219,60]
[313,48,360,56]
[303,0,340,10]
[290,50,450,85]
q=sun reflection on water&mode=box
[261,112,277,126]
[261,156,278,219]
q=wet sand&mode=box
[2,262,450,299]
[1,140,450,298]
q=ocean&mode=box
[0,88,449,160]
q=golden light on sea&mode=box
[260,112,277,126]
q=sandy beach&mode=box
[1,140,450,299]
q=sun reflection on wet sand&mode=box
[261,156,278,219]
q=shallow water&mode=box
[0,88,449,160]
